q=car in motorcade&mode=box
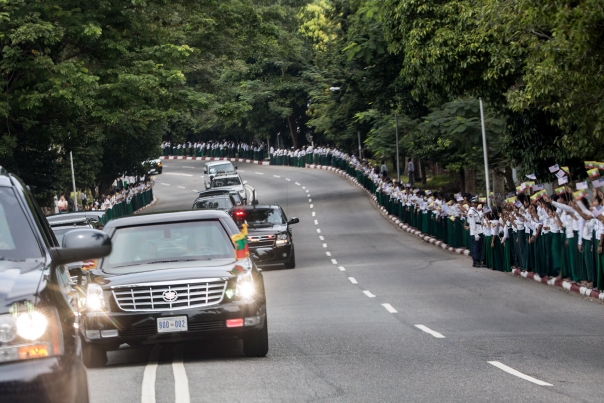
[79,210,268,367]
[206,171,248,204]
[203,161,236,187]
[143,158,163,175]
[46,211,106,228]
[192,189,243,211]
[0,169,112,403]
[228,204,298,269]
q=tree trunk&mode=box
[465,168,476,194]
[286,115,297,149]
[420,159,427,185]
[493,170,505,204]
[503,166,516,193]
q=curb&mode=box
[134,197,157,214]
[161,156,270,165]
[304,163,471,257]
[511,268,604,301]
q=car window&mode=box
[0,187,43,260]
[208,163,234,174]
[234,208,284,225]
[103,220,234,273]
[213,177,240,187]
[193,197,233,210]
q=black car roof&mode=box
[103,209,233,230]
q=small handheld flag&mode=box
[231,224,249,260]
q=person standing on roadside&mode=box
[380,160,388,178]
[67,194,75,212]
[467,197,485,267]
[407,159,415,186]
[58,194,68,213]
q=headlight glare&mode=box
[86,284,106,311]
[236,271,255,299]
[276,233,289,245]
[16,311,48,341]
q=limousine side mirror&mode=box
[203,167,208,174]
[288,217,299,224]
[235,166,238,170]
[50,229,112,266]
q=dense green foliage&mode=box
[1,0,602,203]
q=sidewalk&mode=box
[305,163,604,303]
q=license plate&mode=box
[157,316,188,333]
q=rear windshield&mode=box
[193,197,233,210]
[103,220,234,273]
[208,163,234,174]
[0,187,42,260]
[212,177,241,187]
[233,208,285,226]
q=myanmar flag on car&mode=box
[231,223,249,259]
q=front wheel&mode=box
[242,317,268,357]
[284,249,296,269]
[81,339,107,368]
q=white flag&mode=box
[558,176,569,185]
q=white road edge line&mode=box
[141,344,161,403]
[414,324,445,339]
[348,277,358,284]
[381,303,397,313]
[173,344,191,403]
[363,290,376,298]
[487,361,553,386]
[338,266,346,271]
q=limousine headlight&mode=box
[236,271,255,300]
[86,284,106,311]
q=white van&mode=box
[203,161,236,188]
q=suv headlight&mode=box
[0,307,64,363]
[276,233,289,245]
[86,284,106,311]
[236,271,255,300]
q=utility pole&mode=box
[395,112,400,181]
[358,131,362,160]
[70,151,78,211]
[479,98,491,208]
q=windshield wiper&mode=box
[147,259,199,264]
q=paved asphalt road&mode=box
[88,159,604,403]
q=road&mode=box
[88,159,604,403]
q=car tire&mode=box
[284,249,296,269]
[158,168,162,174]
[81,339,107,368]
[242,317,268,357]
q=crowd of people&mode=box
[161,141,267,161]
[267,145,604,292]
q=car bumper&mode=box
[0,355,82,403]
[250,244,293,265]
[82,298,266,346]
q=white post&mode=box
[479,98,491,207]
[358,130,362,160]
[395,112,400,181]
[70,151,78,211]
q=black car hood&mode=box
[247,224,287,235]
[95,258,252,287]
[0,259,45,312]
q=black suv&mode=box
[192,189,243,211]
[0,170,112,403]
[228,205,299,268]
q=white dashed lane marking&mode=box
[326,252,331,256]
[302,186,306,189]
[309,199,312,202]
[161,183,170,186]
[164,173,193,177]
[338,266,346,271]
[273,175,280,178]
[182,166,195,169]
[363,291,376,298]
[348,277,358,284]
[310,204,314,208]
[312,212,316,217]
[322,243,327,248]
[177,186,186,189]
[286,178,291,181]
[314,220,318,225]
[316,229,321,233]
[414,325,445,339]
[488,361,553,387]
[255,172,264,175]
[381,304,397,313]
[295,182,300,186]
[331,259,338,264]
[319,236,324,240]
